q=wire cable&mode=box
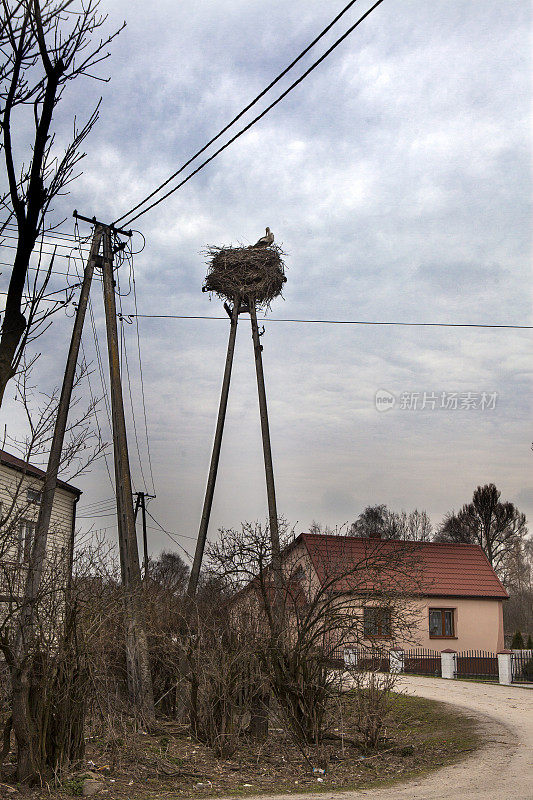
[131,255,156,495]
[116,313,533,330]
[113,0,366,227]
[145,509,194,562]
[116,0,385,227]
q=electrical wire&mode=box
[115,0,385,227]
[131,255,156,495]
[113,313,533,330]
[145,509,193,562]
[113,0,366,227]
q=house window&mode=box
[429,608,455,638]
[18,519,36,563]
[364,607,391,638]
[27,488,42,505]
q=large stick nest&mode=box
[203,244,287,307]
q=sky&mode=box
[0,0,531,564]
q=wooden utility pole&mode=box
[249,303,282,587]
[187,298,241,597]
[134,491,153,579]
[15,227,103,657]
[101,225,155,724]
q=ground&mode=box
[0,683,479,799]
[2,676,530,800]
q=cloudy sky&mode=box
[1,0,531,562]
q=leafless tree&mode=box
[349,505,433,541]
[206,521,423,754]
[0,0,124,405]
[0,359,107,783]
[435,484,528,576]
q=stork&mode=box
[252,227,274,248]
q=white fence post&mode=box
[343,648,358,668]
[441,649,457,679]
[389,649,404,674]
[497,650,513,685]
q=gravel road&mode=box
[214,676,533,800]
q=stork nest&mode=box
[203,244,287,307]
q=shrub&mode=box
[527,634,533,650]
[511,631,524,649]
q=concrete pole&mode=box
[187,298,241,597]
[101,226,155,724]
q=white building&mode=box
[0,449,81,604]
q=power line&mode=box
[117,270,150,493]
[116,0,385,227]
[115,313,533,330]
[113,0,366,227]
[131,257,156,495]
[145,509,193,562]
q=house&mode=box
[276,533,508,653]
[0,449,81,605]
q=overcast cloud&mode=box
[1,0,531,561]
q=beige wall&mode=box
[0,462,77,575]
[390,596,505,652]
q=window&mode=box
[363,607,391,638]
[18,519,36,563]
[27,488,42,505]
[429,608,455,638]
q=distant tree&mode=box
[350,505,392,539]
[150,551,189,595]
[350,506,432,542]
[435,484,528,575]
[511,631,524,649]
[527,634,533,650]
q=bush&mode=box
[527,634,533,650]
[511,631,524,649]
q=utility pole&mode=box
[100,223,155,724]
[187,297,241,597]
[15,226,103,658]
[249,303,282,589]
[134,491,154,579]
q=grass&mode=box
[3,692,481,799]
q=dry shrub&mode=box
[186,606,265,758]
[203,244,287,307]
[347,667,397,750]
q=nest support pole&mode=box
[249,303,282,598]
[187,298,241,597]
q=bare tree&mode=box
[349,505,433,541]
[0,359,107,782]
[207,522,423,754]
[0,0,124,405]
[435,484,528,576]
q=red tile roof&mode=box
[299,533,508,599]
[0,449,81,497]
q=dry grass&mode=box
[203,245,287,308]
[1,691,480,799]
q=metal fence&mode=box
[327,645,390,671]
[511,650,533,684]
[456,650,498,680]
[404,648,441,677]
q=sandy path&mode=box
[212,676,533,800]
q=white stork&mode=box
[252,227,274,248]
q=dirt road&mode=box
[215,676,533,800]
